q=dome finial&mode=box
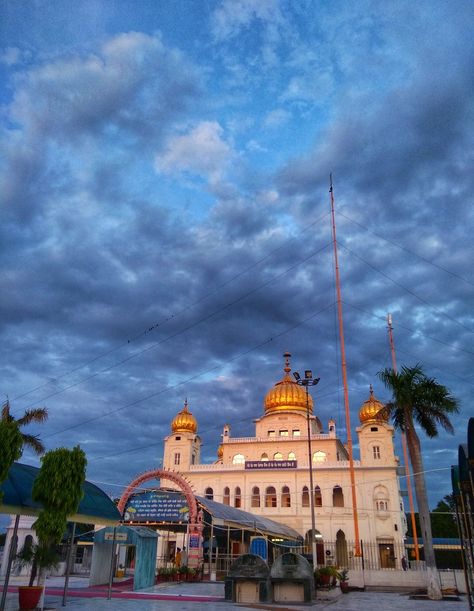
[359,386,387,424]
[171,399,197,433]
[264,352,314,414]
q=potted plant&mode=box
[337,569,349,593]
[16,541,59,610]
[18,445,86,611]
[315,565,335,587]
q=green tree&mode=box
[1,399,48,455]
[33,446,87,544]
[0,420,23,502]
[19,446,87,585]
[431,495,458,539]
[378,364,459,600]
[406,495,459,539]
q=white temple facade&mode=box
[162,353,407,567]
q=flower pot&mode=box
[319,574,331,586]
[340,580,349,593]
[18,586,44,610]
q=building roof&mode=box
[405,537,461,546]
[196,495,302,541]
[0,462,120,525]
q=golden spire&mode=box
[171,399,198,433]
[359,385,387,424]
[264,352,313,414]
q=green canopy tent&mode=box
[0,462,120,610]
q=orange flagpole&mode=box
[387,313,420,561]
[329,174,361,556]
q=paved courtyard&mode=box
[0,582,468,611]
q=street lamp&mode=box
[293,369,320,569]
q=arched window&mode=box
[223,486,230,505]
[234,486,241,508]
[315,485,322,507]
[232,453,245,465]
[288,451,296,460]
[261,453,269,461]
[372,445,381,459]
[251,486,260,508]
[313,451,327,463]
[274,452,283,461]
[281,486,291,507]
[265,486,277,507]
[373,485,389,513]
[302,486,309,507]
[205,487,213,500]
[333,485,344,507]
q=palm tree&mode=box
[378,364,459,600]
[1,400,48,455]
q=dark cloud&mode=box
[1,5,473,523]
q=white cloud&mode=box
[211,0,282,41]
[9,32,200,144]
[154,121,233,182]
[264,108,290,128]
[246,139,267,152]
[0,47,22,66]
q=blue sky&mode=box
[1,0,473,529]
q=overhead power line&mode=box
[13,211,331,404]
[339,242,473,334]
[21,242,333,412]
[43,302,336,440]
[338,210,474,288]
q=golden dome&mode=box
[359,386,387,424]
[217,444,223,459]
[264,352,313,414]
[171,399,198,433]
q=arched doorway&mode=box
[304,529,325,565]
[335,529,348,567]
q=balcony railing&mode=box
[188,459,361,471]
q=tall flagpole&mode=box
[329,174,361,556]
[387,313,420,561]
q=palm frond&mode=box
[21,433,46,456]
[1,400,12,422]
[17,407,48,426]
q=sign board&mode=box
[104,532,128,542]
[245,460,297,470]
[189,534,200,549]
[123,490,189,522]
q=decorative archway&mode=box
[118,468,203,567]
[118,468,198,524]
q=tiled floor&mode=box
[0,576,468,610]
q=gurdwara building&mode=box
[162,353,406,565]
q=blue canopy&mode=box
[0,462,120,525]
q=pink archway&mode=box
[118,468,203,568]
[118,468,198,524]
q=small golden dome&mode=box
[264,353,313,414]
[171,399,198,433]
[217,444,223,459]
[359,386,387,424]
